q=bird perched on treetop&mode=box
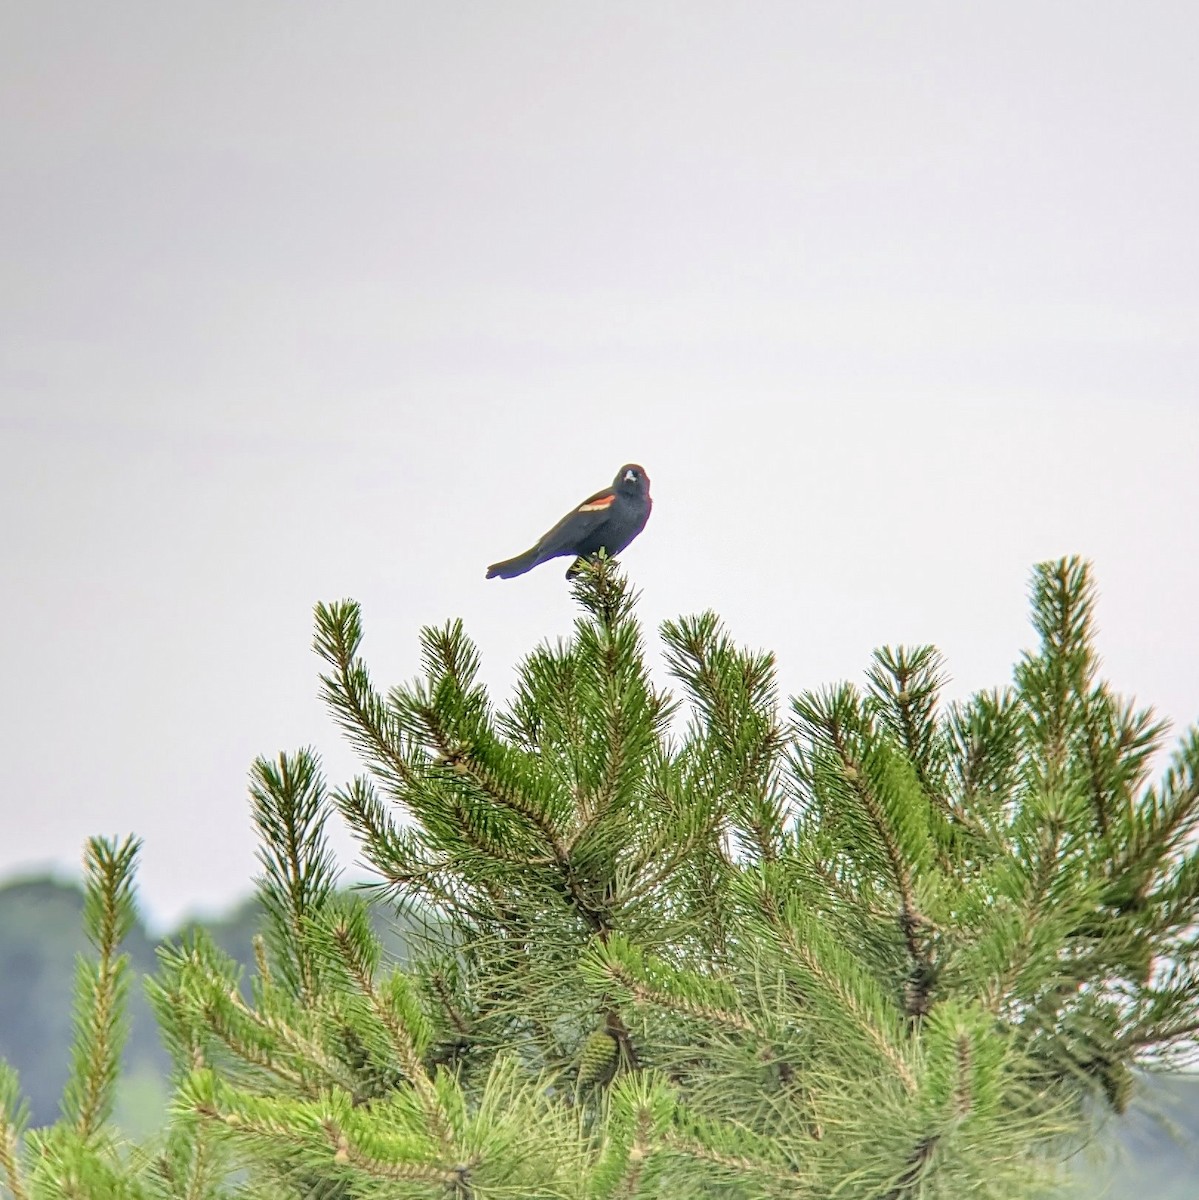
[486,464,652,579]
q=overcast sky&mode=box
[2,2,1197,928]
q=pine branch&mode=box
[221,984,359,1093]
[841,754,925,960]
[756,895,918,1094]
[945,688,1022,834]
[421,717,568,858]
[1117,728,1199,905]
[585,937,758,1035]
[661,1129,798,1188]
[1122,1015,1199,1050]
[1017,557,1099,793]
[0,1064,30,1200]
[429,972,472,1039]
[569,552,640,629]
[333,775,412,882]
[148,1114,228,1200]
[812,716,936,1015]
[881,1134,939,1200]
[197,1001,315,1093]
[593,1073,672,1200]
[327,1132,469,1189]
[413,702,631,932]
[315,601,421,797]
[983,802,1069,1015]
[62,835,140,1139]
[157,929,359,1096]
[663,612,787,863]
[321,902,451,1145]
[397,619,576,859]
[1080,690,1167,840]
[250,750,338,1003]
[334,777,549,933]
[866,645,947,796]
[181,1070,469,1190]
[568,587,668,830]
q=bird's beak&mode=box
[623,469,637,482]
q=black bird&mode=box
[486,464,652,579]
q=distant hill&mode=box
[1,873,1195,1190]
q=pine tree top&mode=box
[3,556,1197,1199]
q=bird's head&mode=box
[615,464,650,495]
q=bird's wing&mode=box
[530,490,616,558]
[575,487,617,513]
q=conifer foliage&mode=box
[2,557,1198,1198]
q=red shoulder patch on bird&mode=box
[578,493,616,512]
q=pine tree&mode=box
[2,556,1197,1198]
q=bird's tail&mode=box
[485,547,542,579]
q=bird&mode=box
[486,464,652,579]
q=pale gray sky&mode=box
[2,2,1197,927]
